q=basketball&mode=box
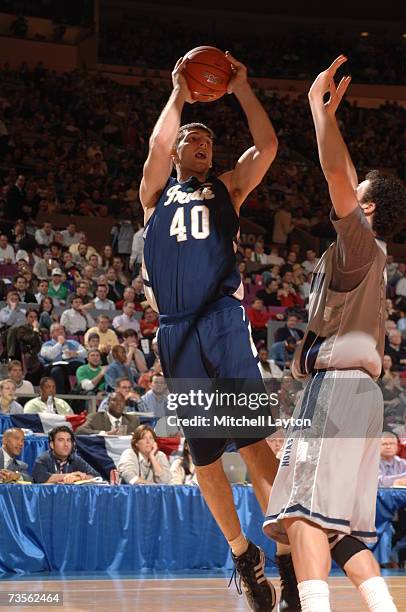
[183,46,232,102]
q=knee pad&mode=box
[331,535,368,571]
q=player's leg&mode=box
[159,315,277,610]
[264,371,376,611]
[331,397,398,612]
[239,439,300,612]
[332,539,397,611]
[239,439,279,512]
[283,518,332,611]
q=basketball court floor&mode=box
[0,571,404,611]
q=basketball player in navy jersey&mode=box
[140,54,296,610]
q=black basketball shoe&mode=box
[230,540,277,611]
[275,554,301,611]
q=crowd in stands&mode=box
[0,22,405,565]
[100,18,406,85]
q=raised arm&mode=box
[219,52,278,211]
[139,58,194,210]
[308,55,358,219]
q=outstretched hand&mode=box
[225,51,248,95]
[308,55,351,116]
[172,57,196,104]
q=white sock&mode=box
[228,533,248,557]
[298,580,331,612]
[359,576,397,611]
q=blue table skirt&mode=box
[0,484,405,574]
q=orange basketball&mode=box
[183,46,232,103]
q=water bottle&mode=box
[46,395,54,413]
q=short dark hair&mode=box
[39,376,55,389]
[49,425,74,444]
[175,123,214,148]
[361,170,406,239]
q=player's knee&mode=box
[331,536,368,572]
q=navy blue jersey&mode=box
[143,176,242,315]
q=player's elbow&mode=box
[263,135,278,157]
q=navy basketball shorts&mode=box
[158,297,274,466]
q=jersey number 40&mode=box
[169,205,210,242]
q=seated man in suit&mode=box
[76,392,139,436]
[273,314,304,343]
[0,428,32,482]
[33,425,100,483]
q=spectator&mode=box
[75,349,107,394]
[93,284,115,310]
[0,291,26,331]
[35,279,49,304]
[139,306,159,340]
[117,425,171,484]
[301,249,320,274]
[246,298,272,345]
[35,222,55,247]
[118,329,148,375]
[98,376,140,412]
[104,344,136,391]
[280,251,298,277]
[67,280,93,306]
[274,314,304,343]
[257,347,274,380]
[24,377,73,415]
[112,301,140,334]
[105,267,126,301]
[48,268,68,305]
[0,379,23,414]
[7,360,34,395]
[272,203,294,245]
[0,428,31,482]
[270,336,297,371]
[38,296,56,332]
[378,433,406,487]
[101,245,114,270]
[268,245,285,267]
[386,330,406,372]
[5,175,25,221]
[256,279,282,307]
[84,314,119,355]
[131,277,147,309]
[39,324,86,393]
[76,391,139,435]
[129,225,144,277]
[138,357,163,391]
[170,440,197,485]
[395,269,406,299]
[61,223,80,247]
[32,425,100,483]
[251,242,270,265]
[60,295,95,336]
[7,307,41,360]
[13,275,36,303]
[112,256,128,287]
[0,234,15,263]
[137,374,168,417]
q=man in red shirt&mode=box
[246,298,273,346]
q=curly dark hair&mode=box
[360,170,406,239]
